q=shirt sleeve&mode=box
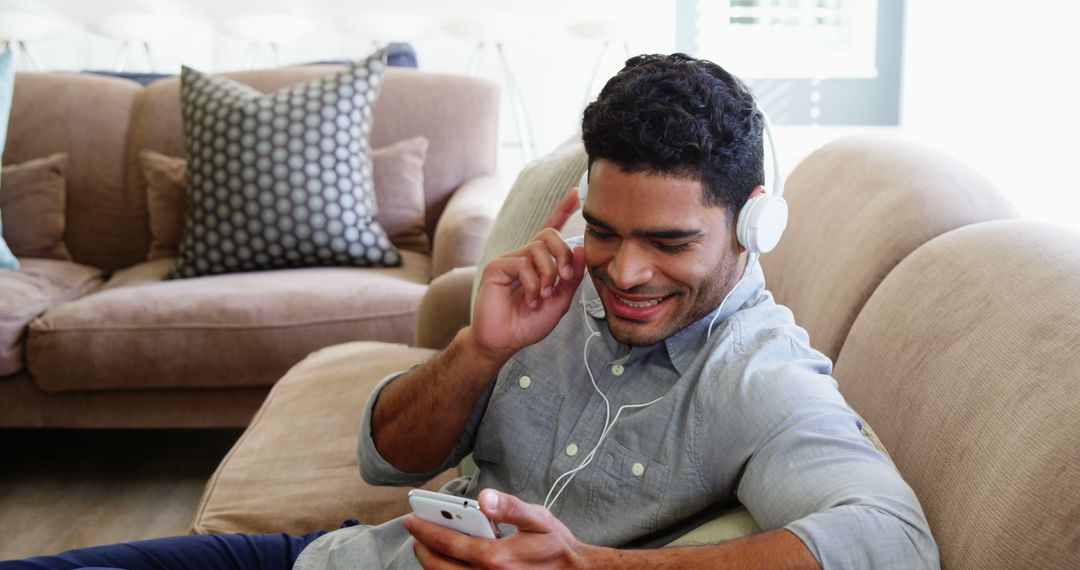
[722,351,939,569]
[357,369,495,486]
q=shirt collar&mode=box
[577,259,767,375]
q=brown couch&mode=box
[192,136,1079,568]
[0,66,501,428]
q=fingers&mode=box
[541,188,581,232]
[404,515,484,567]
[479,489,556,534]
[487,229,577,308]
[413,540,471,570]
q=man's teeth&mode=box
[617,296,662,308]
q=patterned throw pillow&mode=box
[171,53,400,279]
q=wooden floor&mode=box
[0,428,242,560]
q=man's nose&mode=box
[607,242,654,290]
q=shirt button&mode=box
[631,463,645,477]
[518,376,531,389]
[566,443,579,457]
[611,364,625,376]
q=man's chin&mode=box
[606,318,671,347]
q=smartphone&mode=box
[408,489,501,539]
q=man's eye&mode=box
[587,228,615,240]
[657,242,690,253]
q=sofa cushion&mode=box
[5,73,141,270]
[835,220,1080,569]
[0,259,104,376]
[26,251,431,392]
[760,135,1019,362]
[140,137,429,260]
[191,341,457,535]
[172,54,400,278]
[0,153,72,261]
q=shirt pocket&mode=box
[584,438,672,544]
[472,362,562,493]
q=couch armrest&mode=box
[415,266,477,350]
[430,174,506,279]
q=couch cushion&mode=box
[0,259,104,375]
[760,135,1019,362]
[0,152,72,260]
[835,220,1080,569]
[171,55,399,278]
[191,341,457,535]
[5,72,140,270]
[26,251,431,392]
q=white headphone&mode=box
[578,108,787,255]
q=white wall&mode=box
[4,0,1078,230]
[0,0,675,174]
[902,0,1080,229]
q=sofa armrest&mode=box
[430,174,506,279]
[415,266,477,350]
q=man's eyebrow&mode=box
[582,212,704,240]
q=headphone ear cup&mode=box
[736,195,788,254]
[578,170,589,207]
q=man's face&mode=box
[582,160,745,347]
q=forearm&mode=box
[370,326,508,473]
[580,529,819,570]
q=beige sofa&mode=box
[191,136,1079,568]
[0,66,501,428]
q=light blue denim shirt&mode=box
[295,261,938,569]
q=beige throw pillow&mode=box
[0,152,72,261]
[140,137,429,260]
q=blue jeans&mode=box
[0,523,349,570]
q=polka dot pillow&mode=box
[170,53,400,279]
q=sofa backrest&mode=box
[834,220,1080,569]
[4,72,141,270]
[4,67,499,271]
[760,135,1019,362]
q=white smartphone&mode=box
[408,489,501,539]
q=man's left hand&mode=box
[404,489,592,569]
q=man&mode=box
[3,54,937,570]
[297,53,938,568]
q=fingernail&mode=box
[560,265,572,279]
[541,287,552,298]
[528,298,538,308]
[482,490,500,511]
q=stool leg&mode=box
[467,41,486,75]
[20,40,43,71]
[142,40,157,72]
[582,40,610,110]
[114,39,130,72]
[496,42,535,163]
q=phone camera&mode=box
[440,510,452,520]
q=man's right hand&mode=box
[368,188,587,475]
[470,188,587,364]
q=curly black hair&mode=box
[581,53,764,219]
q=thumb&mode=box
[553,245,586,298]
[479,489,555,533]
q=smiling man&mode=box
[299,53,938,569]
[3,54,937,570]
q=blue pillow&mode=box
[0,47,18,270]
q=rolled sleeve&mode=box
[733,369,939,569]
[358,370,494,487]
